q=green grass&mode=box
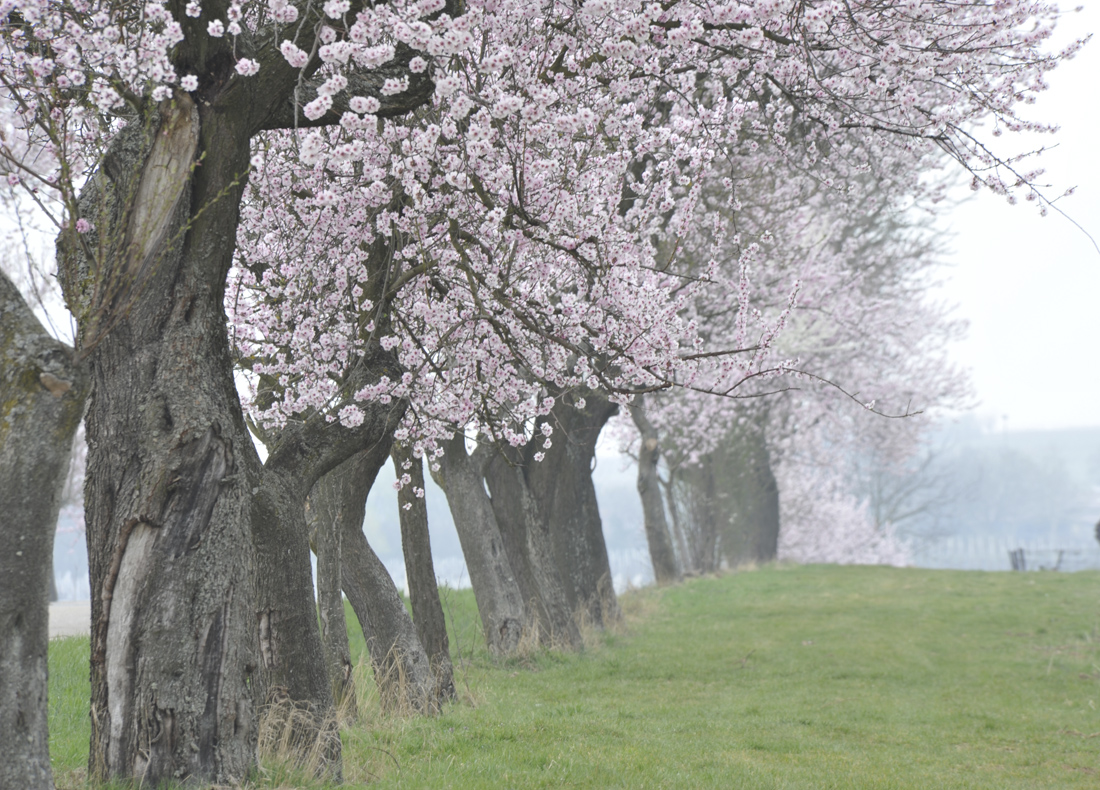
[49,565,1100,788]
[49,634,91,787]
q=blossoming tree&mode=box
[0,0,1077,786]
[622,158,971,575]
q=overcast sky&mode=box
[935,5,1100,432]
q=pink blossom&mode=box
[348,95,380,114]
[234,58,259,77]
[322,0,349,18]
[279,41,309,69]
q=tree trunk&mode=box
[430,434,526,654]
[746,449,780,563]
[0,270,88,790]
[57,98,265,787]
[662,474,692,575]
[698,462,722,572]
[483,450,583,650]
[527,393,621,628]
[392,445,455,702]
[628,398,681,586]
[677,460,723,573]
[249,467,341,773]
[722,426,780,565]
[330,444,438,713]
[306,480,357,717]
[49,561,59,603]
[253,363,437,716]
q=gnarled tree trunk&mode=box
[393,444,455,702]
[430,434,526,654]
[0,270,88,790]
[60,100,264,787]
[50,7,443,782]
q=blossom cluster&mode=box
[776,457,912,567]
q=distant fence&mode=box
[912,536,1100,572]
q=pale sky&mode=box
[935,5,1100,432]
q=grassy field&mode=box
[49,565,1100,788]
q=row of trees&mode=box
[0,0,1080,787]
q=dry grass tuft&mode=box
[372,644,433,716]
[255,693,342,786]
[513,611,544,659]
[572,600,605,651]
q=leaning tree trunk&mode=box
[430,434,526,654]
[483,450,583,650]
[528,392,621,628]
[392,444,455,702]
[0,270,88,790]
[328,443,438,713]
[58,98,264,787]
[628,397,681,586]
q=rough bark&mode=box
[306,481,357,716]
[330,443,438,713]
[430,434,526,654]
[250,466,341,772]
[0,270,88,790]
[57,97,266,786]
[484,449,583,650]
[392,444,455,702]
[527,392,621,628]
[628,398,681,585]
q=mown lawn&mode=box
[50,565,1100,788]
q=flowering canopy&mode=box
[0,0,1079,454]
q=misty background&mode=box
[53,417,1100,602]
